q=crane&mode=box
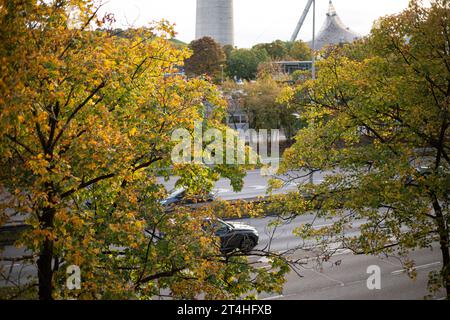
[290,0,315,42]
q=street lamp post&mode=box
[312,0,316,80]
[290,0,317,80]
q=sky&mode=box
[100,0,411,48]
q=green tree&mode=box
[271,0,450,299]
[226,48,269,81]
[0,0,291,300]
[184,36,226,82]
[287,40,312,61]
[242,78,297,140]
[253,40,289,61]
[223,44,234,61]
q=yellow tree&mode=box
[0,0,290,299]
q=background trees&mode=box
[241,78,299,141]
[253,40,289,61]
[253,40,311,62]
[286,40,312,61]
[270,0,449,298]
[224,40,312,81]
[0,0,289,300]
[184,36,226,82]
[225,47,270,81]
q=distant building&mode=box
[274,61,313,75]
[196,0,234,46]
[309,1,360,50]
[227,113,249,131]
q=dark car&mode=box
[160,187,215,207]
[144,218,259,254]
[203,218,259,253]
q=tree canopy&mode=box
[253,40,311,61]
[225,48,270,81]
[271,0,450,299]
[184,36,226,82]
[0,0,290,300]
[241,78,299,141]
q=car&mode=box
[144,217,259,254]
[203,218,259,254]
[160,187,215,207]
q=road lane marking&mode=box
[312,223,334,230]
[334,248,353,255]
[391,261,441,275]
[256,257,273,270]
[309,268,345,287]
[262,293,296,300]
[250,185,267,190]
[379,258,402,268]
[257,257,271,263]
[262,295,284,300]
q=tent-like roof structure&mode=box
[309,1,360,50]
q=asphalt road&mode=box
[3,168,319,227]
[158,168,329,201]
[231,215,446,300]
[260,246,445,300]
[159,168,446,300]
[1,213,445,300]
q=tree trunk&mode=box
[432,198,450,299]
[441,237,450,300]
[37,207,55,300]
[438,230,450,300]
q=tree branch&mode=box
[52,81,106,151]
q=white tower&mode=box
[195,0,234,46]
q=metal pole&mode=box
[290,0,314,42]
[312,0,316,80]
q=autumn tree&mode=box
[0,0,291,300]
[184,36,226,82]
[256,61,284,80]
[271,0,450,299]
[287,40,312,61]
[242,78,298,141]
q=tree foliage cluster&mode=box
[0,0,291,300]
[271,0,450,299]
[222,78,301,142]
[185,37,312,82]
[184,36,226,82]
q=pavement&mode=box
[270,248,444,300]
[233,215,446,300]
[158,168,329,201]
[1,168,446,299]
[1,213,445,300]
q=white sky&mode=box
[100,0,411,48]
